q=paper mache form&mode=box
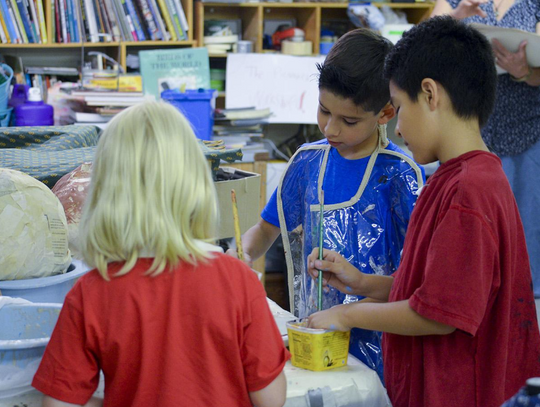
[51,163,92,260]
[0,168,71,280]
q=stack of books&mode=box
[65,88,147,127]
[213,107,271,161]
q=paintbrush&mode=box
[231,189,244,261]
[318,190,324,311]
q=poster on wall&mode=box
[226,54,326,124]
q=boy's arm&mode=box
[226,219,280,266]
[307,248,394,302]
[249,371,287,407]
[308,300,456,336]
[43,396,103,407]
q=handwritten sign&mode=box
[226,54,326,124]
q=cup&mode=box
[237,40,254,53]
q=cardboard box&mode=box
[214,167,261,239]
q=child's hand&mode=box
[307,248,364,295]
[225,248,254,268]
[452,0,488,19]
[306,304,350,331]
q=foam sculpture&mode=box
[51,162,92,260]
[0,169,71,280]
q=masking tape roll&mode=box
[282,40,313,56]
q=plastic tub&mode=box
[162,89,217,141]
[0,302,62,398]
[287,320,350,371]
[0,260,91,303]
[0,64,14,111]
[0,107,12,127]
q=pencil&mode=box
[318,190,324,311]
[231,189,244,262]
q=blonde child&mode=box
[32,101,289,407]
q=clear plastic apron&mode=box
[277,125,423,378]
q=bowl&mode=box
[0,302,62,398]
[0,259,91,303]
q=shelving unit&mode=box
[0,0,194,71]
[196,1,434,107]
[196,2,435,56]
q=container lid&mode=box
[27,87,42,102]
[526,378,540,396]
[161,88,217,101]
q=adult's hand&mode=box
[492,39,531,79]
[452,0,488,19]
[307,248,364,295]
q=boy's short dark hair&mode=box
[317,28,394,113]
[384,16,496,127]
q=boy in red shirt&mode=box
[32,101,289,407]
[305,16,540,407]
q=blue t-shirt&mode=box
[262,141,417,228]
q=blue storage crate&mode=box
[162,89,218,141]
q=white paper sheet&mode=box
[470,23,540,74]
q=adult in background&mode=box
[431,0,540,295]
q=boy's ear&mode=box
[377,103,395,125]
[420,78,440,111]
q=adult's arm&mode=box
[431,0,487,19]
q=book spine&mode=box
[147,0,166,40]
[7,0,21,42]
[162,0,180,39]
[155,0,173,41]
[0,2,11,42]
[174,0,186,36]
[124,0,144,41]
[97,0,112,41]
[57,0,67,41]
[10,0,28,42]
[0,0,17,42]
[83,0,98,42]
[0,13,7,42]
[26,0,41,42]
[118,0,136,40]
[64,0,74,42]
[91,0,104,40]
[14,0,33,42]
[103,0,120,41]
[35,0,46,42]
[54,0,61,41]
[70,0,80,42]
[135,0,157,40]
[110,0,129,41]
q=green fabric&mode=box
[0,125,100,187]
[198,140,243,180]
[0,126,243,186]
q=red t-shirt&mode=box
[32,253,290,406]
[384,151,540,407]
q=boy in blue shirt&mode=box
[233,28,424,378]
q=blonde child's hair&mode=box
[80,101,218,279]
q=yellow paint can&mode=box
[287,320,350,371]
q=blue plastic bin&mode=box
[162,89,217,141]
[0,260,91,303]
[0,302,62,398]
